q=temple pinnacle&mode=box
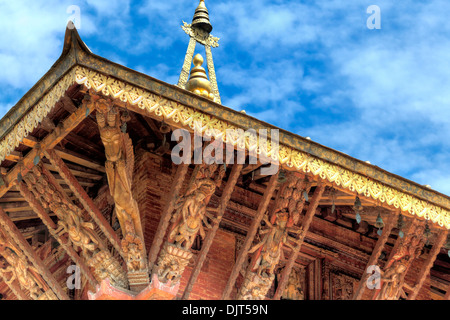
[185,53,215,101]
[191,0,213,34]
[177,0,221,104]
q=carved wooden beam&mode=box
[0,273,29,300]
[371,218,425,300]
[221,170,279,300]
[0,229,31,300]
[17,181,98,288]
[147,163,189,271]
[93,97,148,291]
[44,149,123,257]
[352,210,399,300]
[408,230,448,300]
[273,183,325,300]
[0,99,92,199]
[0,207,69,300]
[182,163,243,300]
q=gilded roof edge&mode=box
[1,24,449,229]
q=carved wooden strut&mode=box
[93,96,149,291]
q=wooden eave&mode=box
[0,23,449,230]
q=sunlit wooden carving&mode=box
[167,164,225,250]
[248,210,300,277]
[22,164,128,289]
[154,164,225,286]
[375,223,425,300]
[0,232,55,300]
[93,96,148,290]
[279,267,305,300]
[238,174,308,300]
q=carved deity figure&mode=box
[93,98,148,283]
[95,103,141,240]
[0,234,45,299]
[24,167,100,253]
[332,273,355,300]
[248,210,301,277]
[237,270,273,300]
[375,226,424,300]
[167,164,225,250]
[279,267,304,300]
[22,164,128,288]
[277,175,308,226]
[122,234,145,272]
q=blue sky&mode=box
[0,0,449,196]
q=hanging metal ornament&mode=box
[330,188,336,214]
[352,196,363,224]
[303,177,310,202]
[159,118,171,134]
[423,222,431,246]
[277,170,287,183]
[17,160,24,183]
[120,109,131,133]
[33,143,41,166]
[397,213,405,238]
[375,205,384,236]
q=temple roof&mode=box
[0,22,449,230]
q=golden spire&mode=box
[185,54,215,101]
[177,0,221,104]
[191,0,212,33]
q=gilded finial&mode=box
[192,0,212,33]
[185,53,215,101]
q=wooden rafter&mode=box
[408,230,448,300]
[17,182,98,288]
[182,163,243,300]
[44,149,123,257]
[0,100,92,200]
[0,272,29,300]
[352,210,399,300]
[273,183,325,300]
[0,207,69,300]
[221,170,279,300]
[370,218,424,300]
[147,163,189,271]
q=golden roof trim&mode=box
[0,25,449,229]
[72,65,450,229]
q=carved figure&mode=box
[167,164,225,250]
[248,210,301,277]
[22,164,128,288]
[279,267,304,300]
[96,104,140,240]
[94,98,148,288]
[0,233,45,299]
[375,224,424,300]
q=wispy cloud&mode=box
[0,0,449,195]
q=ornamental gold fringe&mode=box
[1,65,449,229]
[0,68,77,164]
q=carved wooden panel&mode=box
[322,261,359,300]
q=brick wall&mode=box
[132,149,236,299]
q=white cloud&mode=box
[0,0,449,196]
